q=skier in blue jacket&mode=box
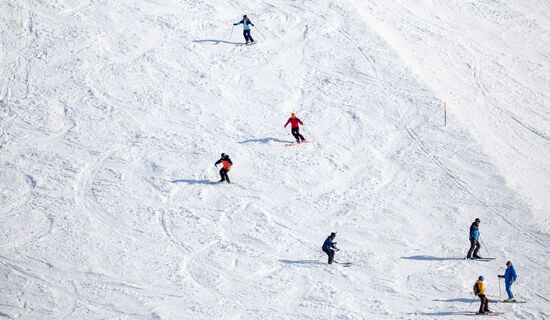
[498,261,518,302]
[322,232,339,264]
[233,15,255,44]
[466,218,482,259]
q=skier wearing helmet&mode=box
[473,275,492,314]
[284,112,306,143]
[498,261,518,302]
[214,153,233,183]
[233,15,255,44]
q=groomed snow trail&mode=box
[1,0,548,319]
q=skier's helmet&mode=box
[221,153,225,158]
[506,261,512,266]
[475,218,481,223]
[330,232,336,237]
[243,15,247,18]
[478,275,484,281]
[291,112,296,117]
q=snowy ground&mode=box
[1,0,549,319]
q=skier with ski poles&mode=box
[473,276,492,314]
[498,261,518,302]
[284,112,306,143]
[233,15,255,45]
[466,218,482,259]
[214,153,233,183]
[321,232,339,264]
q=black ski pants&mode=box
[323,249,335,264]
[219,168,230,183]
[478,294,489,313]
[243,30,254,42]
[467,239,481,258]
[291,128,305,142]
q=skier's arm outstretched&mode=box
[284,118,291,128]
[233,20,244,26]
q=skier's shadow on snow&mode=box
[0,311,12,319]
[433,298,475,303]
[193,39,243,45]
[401,255,464,261]
[279,259,320,265]
[239,137,293,144]
[416,311,476,316]
[170,179,217,185]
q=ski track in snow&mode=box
[1,0,549,319]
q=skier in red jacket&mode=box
[284,112,306,143]
[214,153,233,183]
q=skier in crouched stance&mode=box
[215,153,232,183]
[473,276,492,314]
[322,232,339,264]
[233,15,255,44]
[284,112,306,143]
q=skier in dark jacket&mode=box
[284,112,306,143]
[498,261,518,302]
[233,15,255,44]
[214,153,233,183]
[466,218,482,259]
[321,232,339,264]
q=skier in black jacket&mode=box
[321,232,339,264]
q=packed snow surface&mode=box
[1,0,549,319]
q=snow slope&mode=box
[1,0,548,319]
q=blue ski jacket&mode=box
[469,223,480,240]
[322,237,337,251]
[504,265,517,283]
[234,19,254,30]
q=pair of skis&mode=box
[284,140,314,147]
[471,311,506,316]
[496,300,526,304]
[334,260,352,267]
[465,257,496,262]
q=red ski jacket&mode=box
[284,117,303,129]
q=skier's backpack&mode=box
[473,283,480,296]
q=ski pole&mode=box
[498,277,502,300]
[229,25,235,40]
[479,237,490,257]
[469,296,477,307]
